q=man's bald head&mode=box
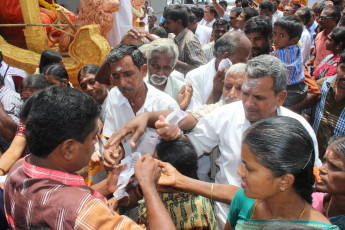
[214,31,251,64]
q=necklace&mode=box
[326,196,333,218]
[251,200,307,220]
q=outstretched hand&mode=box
[135,154,161,186]
[103,145,124,170]
[155,115,181,141]
[104,113,150,149]
[178,83,193,111]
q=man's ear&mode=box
[60,139,76,161]
[141,64,148,78]
[276,90,287,106]
[221,51,230,60]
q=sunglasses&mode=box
[320,16,334,20]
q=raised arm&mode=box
[212,0,226,18]
[0,101,17,141]
[157,160,240,204]
[135,154,175,230]
[0,135,27,175]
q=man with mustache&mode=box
[312,53,345,158]
[186,31,251,109]
[101,45,179,161]
[103,55,322,229]
[243,15,272,58]
[144,38,192,110]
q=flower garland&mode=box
[131,6,145,18]
[38,0,59,15]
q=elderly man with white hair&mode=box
[185,31,251,110]
[144,38,192,110]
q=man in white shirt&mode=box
[203,5,217,28]
[155,55,322,229]
[272,0,284,19]
[295,8,314,62]
[186,31,251,110]
[202,19,230,62]
[143,38,191,110]
[0,60,27,92]
[187,13,213,46]
[102,45,179,162]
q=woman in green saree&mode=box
[225,116,339,230]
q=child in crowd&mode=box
[271,16,307,107]
[138,138,218,230]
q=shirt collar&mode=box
[174,28,188,43]
[22,155,87,187]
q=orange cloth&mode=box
[304,66,321,94]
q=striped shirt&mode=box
[4,155,143,230]
[174,28,207,75]
[271,44,305,85]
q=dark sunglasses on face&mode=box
[319,16,334,20]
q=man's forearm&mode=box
[175,60,196,72]
[0,108,17,140]
[212,0,225,17]
[142,183,175,230]
[146,110,174,127]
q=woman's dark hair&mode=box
[274,16,303,40]
[20,93,39,121]
[330,27,345,51]
[45,64,69,82]
[19,74,50,94]
[156,138,198,179]
[77,65,99,83]
[38,49,62,74]
[242,116,315,204]
[340,52,345,64]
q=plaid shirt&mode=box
[313,75,345,156]
[4,155,143,230]
[271,44,305,85]
[0,85,22,150]
[174,28,206,75]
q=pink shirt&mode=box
[312,192,325,213]
[313,31,333,67]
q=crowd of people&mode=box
[1,0,345,229]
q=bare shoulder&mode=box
[307,206,331,224]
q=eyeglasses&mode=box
[319,16,334,20]
[283,9,293,12]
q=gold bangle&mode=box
[210,183,214,201]
[126,196,130,206]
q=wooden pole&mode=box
[0,23,69,27]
